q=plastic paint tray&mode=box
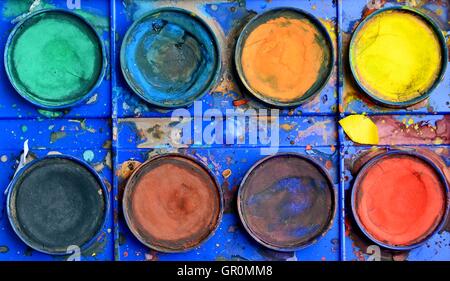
[0,0,448,261]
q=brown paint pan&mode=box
[122,153,223,253]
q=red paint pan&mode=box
[351,151,449,250]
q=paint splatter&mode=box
[50,131,67,143]
[0,246,9,253]
[38,109,64,118]
[222,169,232,179]
[83,150,95,162]
[371,115,450,145]
[2,0,54,20]
[116,160,142,179]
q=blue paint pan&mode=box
[6,155,109,255]
[351,150,450,251]
[120,8,221,108]
[4,9,106,110]
[237,153,336,251]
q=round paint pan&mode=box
[237,153,336,251]
[4,9,106,109]
[351,151,449,250]
[122,153,223,252]
[349,7,448,108]
[120,8,221,108]
[6,155,108,255]
[235,8,334,107]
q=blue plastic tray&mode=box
[0,0,448,261]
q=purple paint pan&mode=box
[237,153,336,251]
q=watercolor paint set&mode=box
[0,0,448,262]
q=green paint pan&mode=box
[4,9,106,109]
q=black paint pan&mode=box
[7,155,107,255]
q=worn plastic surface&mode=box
[0,0,448,261]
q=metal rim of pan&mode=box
[122,153,224,253]
[351,150,450,251]
[237,152,337,252]
[234,7,335,108]
[3,8,107,110]
[348,6,448,108]
[120,7,222,108]
[6,154,109,255]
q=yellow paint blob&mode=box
[339,115,379,145]
[350,10,442,104]
[241,16,330,103]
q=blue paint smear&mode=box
[203,2,248,35]
[248,176,330,240]
[121,9,219,108]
